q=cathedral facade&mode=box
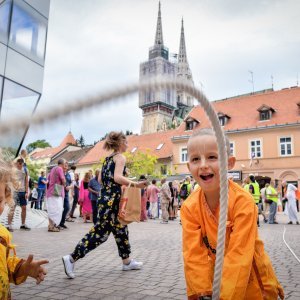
[139,2,194,134]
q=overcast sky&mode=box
[23,0,300,147]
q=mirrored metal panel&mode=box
[9,0,47,65]
[0,78,40,150]
[0,0,11,44]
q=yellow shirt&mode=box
[181,180,284,300]
[0,224,27,300]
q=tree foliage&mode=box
[26,140,51,153]
[26,160,45,182]
[124,150,157,178]
[76,135,85,147]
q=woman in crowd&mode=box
[140,175,148,222]
[62,131,148,278]
[79,172,92,223]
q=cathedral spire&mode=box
[178,18,187,63]
[154,2,163,45]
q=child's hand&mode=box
[23,254,49,284]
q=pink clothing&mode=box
[46,166,65,198]
[79,181,92,215]
[140,189,148,221]
[147,185,160,203]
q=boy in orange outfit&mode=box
[181,128,284,300]
[0,155,49,299]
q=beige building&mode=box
[170,87,300,187]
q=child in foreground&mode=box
[181,128,284,300]
[0,155,48,299]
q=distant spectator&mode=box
[30,182,39,209]
[59,161,72,229]
[160,178,171,224]
[147,179,160,219]
[46,159,66,232]
[88,169,101,224]
[69,173,80,219]
[80,172,92,223]
[282,181,299,225]
[7,158,30,231]
[139,175,148,222]
[37,171,48,210]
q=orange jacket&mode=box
[181,180,284,300]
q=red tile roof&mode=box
[30,132,77,160]
[77,129,178,165]
[176,86,300,135]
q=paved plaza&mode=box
[6,211,300,300]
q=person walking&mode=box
[261,183,269,223]
[62,131,147,278]
[7,158,30,231]
[88,169,101,225]
[283,181,300,225]
[147,180,160,219]
[160,178,171,224]
[46,159,66,232]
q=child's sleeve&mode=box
[7,256,27,285]
[220,196,257,299]
[181,204,213,298]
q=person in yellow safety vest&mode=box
[266,181,278,224]
[243,177,250,192]
[249,175,261,226]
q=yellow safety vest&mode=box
[266,186,278,203]
[251,181,260,204]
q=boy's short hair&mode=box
[16,158,24,164]
[152,179,156,184]
[189,128,231,156]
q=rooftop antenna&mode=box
[248,70,254,94]
[271,75,274,90]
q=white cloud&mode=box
[24,0,300,146]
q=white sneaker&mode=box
[122,259,143,271]
[62,255,75,279]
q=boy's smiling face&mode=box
[187,134,235,194]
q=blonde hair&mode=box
[103,131,126,151]
[0,151,17,204]
[189,128,231,156]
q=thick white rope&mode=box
[0,77,228,298]
[283,226,300,264]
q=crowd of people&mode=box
[1,129,300,299]
[243,174,299,226]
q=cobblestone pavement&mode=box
[9,212,300,300]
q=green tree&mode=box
[124,150,157,178]
[26,160,45,182]
[26,140,51,153]
[77,135,85,147]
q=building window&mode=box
[250,139,262,158]
[156,143,164,150]
[259,110,270,121]
[9,0,47,65]
[219,117,225,126]
[229,141,235,156]
[131,147,137,153]
[279,137,292,156]
[161,164,167,175]
[0,0,11,44]
[0,78,40,149]
[181,148,188,163]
